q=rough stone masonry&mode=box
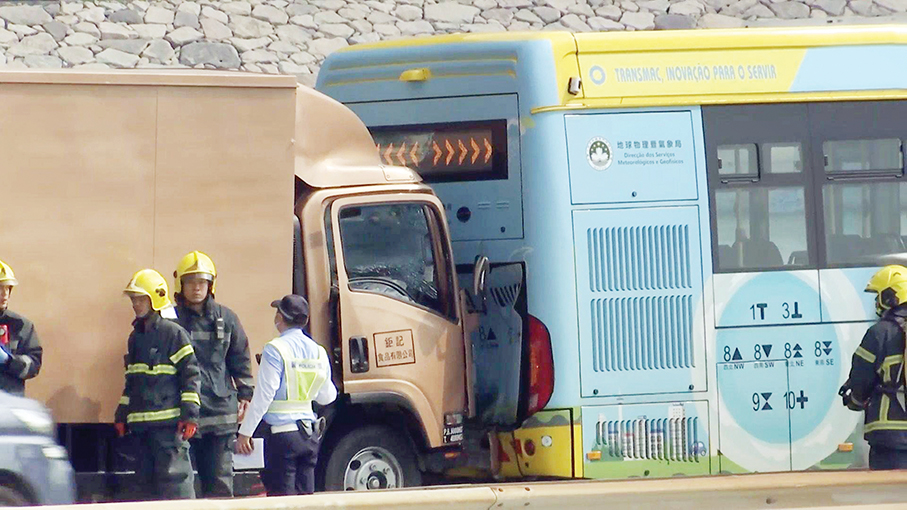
[0,0,905,86]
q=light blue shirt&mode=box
[238,327,337,436]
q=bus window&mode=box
[705,104,814,272]
[715,187,809,271]
[717,144,757,177]
[824,181,907,265]
[821,138,906,266]
[823,138,902,174]
[764,143,803,174]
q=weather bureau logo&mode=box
[586,137,612,171]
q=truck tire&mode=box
[322,425,422,491]
[0,485,31,506]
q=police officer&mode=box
[172,251,254,498]
[840,265,907,470]
[236,295,337,496]
[115,269,201,499]
[0,260,42,395]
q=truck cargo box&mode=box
[1,70,296,424]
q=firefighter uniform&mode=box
[0,260,42,395]
[175,298,253,497]
[841,266,907,470]
[116,270,201,500]
[0,310,42,395]
[238,295,337,496]
[173,251,254,498]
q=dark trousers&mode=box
[869,445,907,470]
[134,427,196,500]
[189,432,235,498]
[262,426,320,496]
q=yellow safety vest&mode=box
[266,336,329,416]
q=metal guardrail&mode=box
[46,470,907,510]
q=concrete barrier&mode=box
[45,470,907,510]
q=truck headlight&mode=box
[11,409,54,435]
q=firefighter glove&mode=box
[178,421,197,441]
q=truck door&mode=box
[327,194,466,448]
[460,263,529,428]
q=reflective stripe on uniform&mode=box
[865,419,907,432]
[126,408,181,423]
[119,396,130,405]
[267,400,314,414]
[181,392,201,406]
[856,346,877,363]
[126,363,177,375]
[170,344,195,364]
[266,337,328,415]
[879,355,904,381]
[197,414,238,427]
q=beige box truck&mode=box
[0,70,553,500]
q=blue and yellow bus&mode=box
[316,26,907,480]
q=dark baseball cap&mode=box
[271,294,309,323]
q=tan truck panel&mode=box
[2,74,295,423]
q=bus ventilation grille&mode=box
[586,225,692,292]
[490,283,520,308]
[589,295,693,371]
[593,416,702,462]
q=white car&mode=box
[0,391,76,505]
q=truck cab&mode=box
[290,87,553,490]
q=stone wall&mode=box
[0,0,904,86]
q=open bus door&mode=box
[462,259,554,429]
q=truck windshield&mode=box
[338,202,447,316]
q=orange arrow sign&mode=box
[445,139,454,166]
[484,138,493,164]
[433,142,442,166]
[384,143,394,165]
[458,139,467,165]
[470,138,480,165]
[397,143,407,165]
[410,142,420,165]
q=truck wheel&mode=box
[323,425,422,491]
[0,485,31,506]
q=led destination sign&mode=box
[370,120,508,183]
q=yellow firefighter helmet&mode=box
[124,269,171,311]
[173,251,217,295]
[866,265,907,316]
[0,260,18,287]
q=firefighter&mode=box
[840,265,907,470]
[172,251,254,498]
[236,295,337,496]
[115,269,201,499]
[0,260,42,395]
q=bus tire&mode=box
[322,425,422,491]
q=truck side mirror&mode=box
[473,255,489,311]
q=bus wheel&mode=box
[323,425,422,491]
